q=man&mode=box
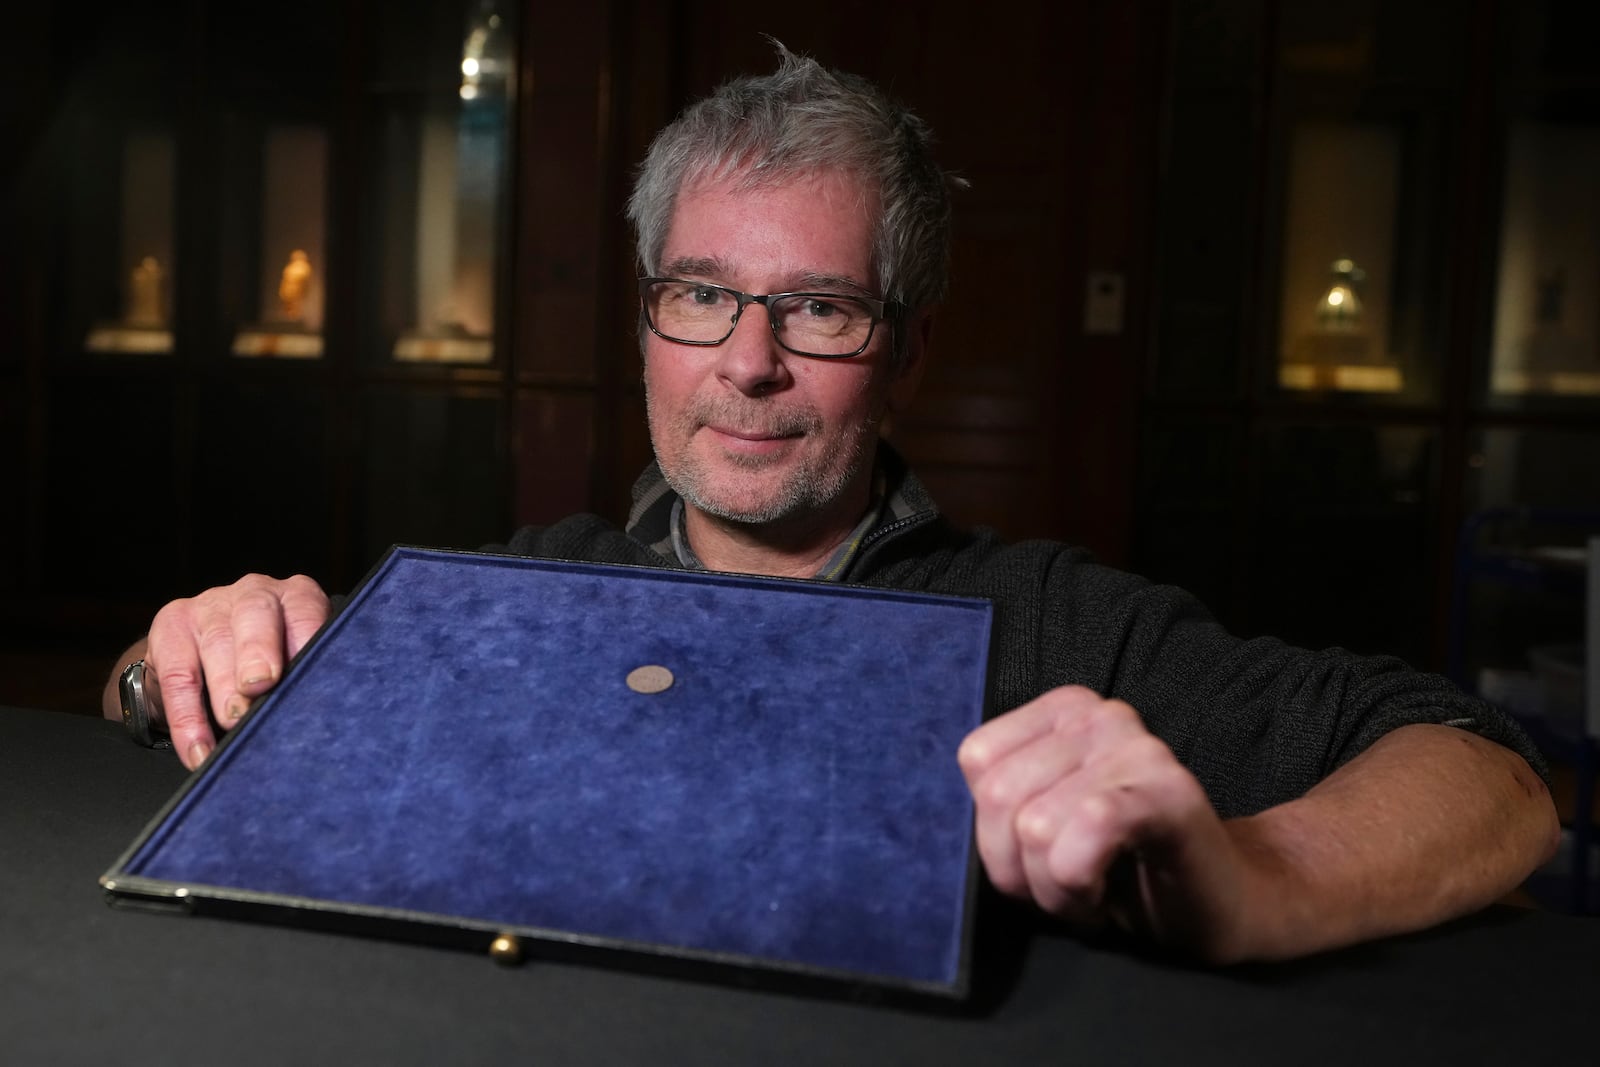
[104,47,1557,965]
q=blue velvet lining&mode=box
[124,549,992,989]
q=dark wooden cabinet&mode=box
[1137,0,1600,668]
[3,0,1165,662]
[4,0,1594,706]
[7,1,530,642]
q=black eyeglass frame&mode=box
[637,277,900,360]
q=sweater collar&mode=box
[624,441,939,579]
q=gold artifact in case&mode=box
[232,128,327,360]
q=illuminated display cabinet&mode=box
[40,0,521,611]
[1140,0,1600,672]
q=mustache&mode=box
[682,396,823,438]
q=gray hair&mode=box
[627,42,963,364]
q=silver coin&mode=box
[626,664,675,694]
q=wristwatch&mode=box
[118,660,172,749]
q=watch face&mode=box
[119,662,170,749]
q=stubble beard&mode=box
[646,388,879,527]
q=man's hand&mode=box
[108,574,330,770]
[958,686,1260,963]
[959,685,1560,964]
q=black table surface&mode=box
[5,703,1597,1066]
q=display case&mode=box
[365,1,513,367]
[28,0,523,626]
[1274,122,1407,395]
[51,4,185,366]
[226,122,329,359]
[1480,0,1600,409]
[1267,123,1395,391]
[1487,122,1600,400]
[1259,4,1459,407]
[1448,504,1598,914]
[1457,429,1599,736]
[62,114,181,360]
[1138,0,1599,678]
[81,128,178,355]
[1451,4,1600,914]
[1137,1,1465,659]
[56,1,515,374]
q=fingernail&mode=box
[240,662,273,687]
[225,698,248,724]
[188,740,213,768]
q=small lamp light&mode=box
[1317,257,1366,331]
[460,6,508,101]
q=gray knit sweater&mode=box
[493,449,1545,819]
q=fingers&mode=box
[961,686,1208,928]
[962,703,1092,899]
[958,686,1127,899]
[958,684,1097,776]
[280,575,332,659]
[145,573,330,770]
[1016,737,1181,918]
[145,629,216,771]
[1019,791,1123,919]
[221,582,294,716]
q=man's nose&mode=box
[712,304,790,395]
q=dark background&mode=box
[2,0,1597,714]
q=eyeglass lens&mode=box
[645,280,875,357]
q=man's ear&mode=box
[886,306,934,414]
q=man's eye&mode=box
[804,299,841,318]
[690,286,722,305]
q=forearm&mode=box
[1222,723,1560,962]
[102,638,149,721]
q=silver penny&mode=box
[626,664,675,694]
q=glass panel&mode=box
[83,129,177,355]
[1149,2,1262,399]
[1487,123,1600,400]
[366,2,513,367]
[209,1,339,94]
[41,380,182,600]
[1131,420,1241,615]
[1457,430,1600,736]
[357,388,509,567]
[1466,428,1600,513]
[1261,2,1463,406]
[375,100,505,365]
[1275,122,1407,397]
[191,383,334,587]
[1250,424,1437,662]
[1480,0,1600,410]
[50,4,183,364]
[230,125,328,359]
[1454,525,1589,738]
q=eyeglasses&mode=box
[638,277,896,359]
